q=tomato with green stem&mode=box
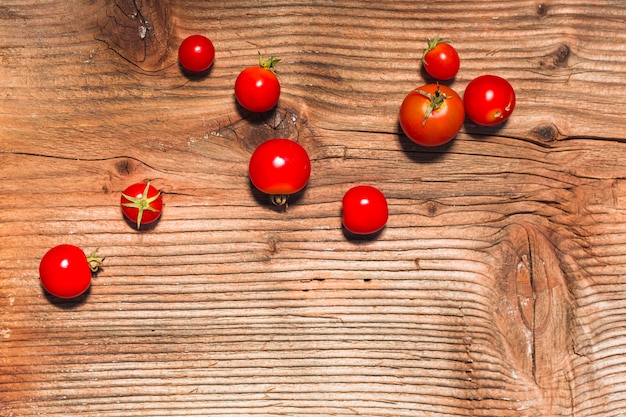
[235,54,281,112]
[121,182,163,229]
[249,138,311,206]
[342,186,388,235]
[39,245,103,299]
[399,83,465,147]
[422,34,460,81]
[463,75,516,126]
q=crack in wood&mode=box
[491,222,580,414]
[96,0,171,71]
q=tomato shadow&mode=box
[248,179,307,213]
[235,100,256,121]
[464,117,511,139]
[337,206,387,242]
[121,215,161,232]
[396,121,455,164]
[43,286,91,309]
[234,98,281,126]
[419,65,457,86]
[179,63,215,80]
[341,226,386,243]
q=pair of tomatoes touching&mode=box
[401,36,516,147]
[400,76,516,147]
[178,35,281,113]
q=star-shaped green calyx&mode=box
[121,182,162,230]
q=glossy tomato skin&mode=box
[235,65,280,113]
[463,75,516,126]
[120,183,163,229]
[178,35,215,72]
[422,38,460,80]
[39,245,93,298]
[399,84,465,147]
[249,139,311,196]
[342,186,388,235]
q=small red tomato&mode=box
[342,186,388,235]
[422,34,460,81]
[235,54,281,112]
[463,75,516,126]
[178,34,215,72]
[249,138,311,205]
[399,83,465,147]
[39,245,103,299]
[121,182,163,229]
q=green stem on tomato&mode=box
[121,182,162,229]
[270,194,288,206]
[86,249,104,273]
[258,53,280,72]
[421,34,452,63]
[415,84,449,126]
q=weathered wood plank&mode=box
[2,0,626,416]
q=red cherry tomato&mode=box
[178,35,215,72]
[422,35,460,81]
[342,186,388,235]
[39,245,103,298]
[235,54,281,112]
[399,83,465,147]
[463,75,516,126]
[121,182,163,229]
[249,138,311,205]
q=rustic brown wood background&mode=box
[2,0,626,416]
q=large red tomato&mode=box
[399,84,465,147]
[249,138,311,205]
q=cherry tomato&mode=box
[39,245,103,299]
[121,182,163,229]
[399,83,465,147]
[178,35,215,73]
[463,75,516,126]
[249,138,311,205]
[235,54,281,112]
[342,186,388,235]
[422,34,460,81]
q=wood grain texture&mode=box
[2,0,626,416]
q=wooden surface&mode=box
[2,0,626,416]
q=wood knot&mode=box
[530,124,559,142]
[425,201,438,216]
[536,3,548,17]
[266,234,280,255]
[538,44,571,69]
[97,0,171,71]
[210,105,315,156]
[115,158,136,176]
[553,44,571,67]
